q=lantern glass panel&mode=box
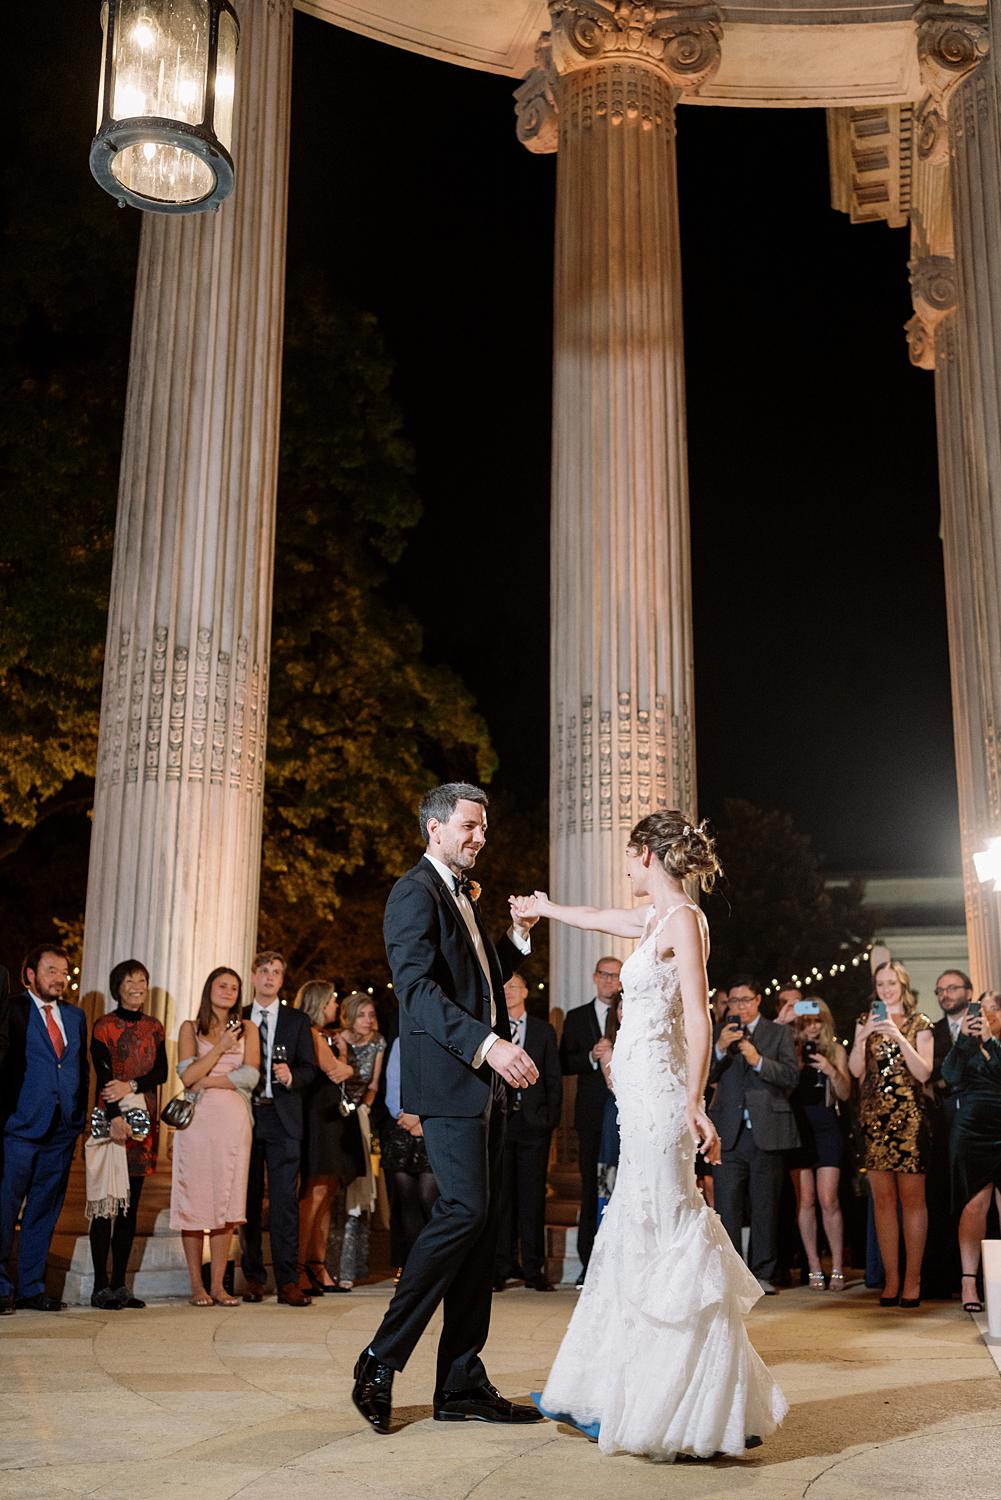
[111,140,215,203]
[111,0,209,126]
[214,8,237,152]
[97,2,110,130]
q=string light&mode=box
[762,946,872,998]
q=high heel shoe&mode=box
[879,1291,900,1307]
[829,1269,845,1291]
[900,1295,922,1308]
[961,1273,984,1313]
[808,1270,826,1291]
[300,1262,333,1296]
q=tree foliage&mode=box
[704,799,874,1029]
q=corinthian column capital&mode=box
[514,34,560,153]
[550,0,723,92]
[905,254,957,367]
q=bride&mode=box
[510,811,787,1462]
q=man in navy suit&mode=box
[0,945,89,1314]
[352,782,543,1434]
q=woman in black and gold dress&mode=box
[941,991,1001,1312]
[849,960,933,1306]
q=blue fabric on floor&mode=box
[530,1392,600,1441]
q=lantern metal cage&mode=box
[90,0,240,214]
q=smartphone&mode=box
[794,999,821,1016]
[968,1000,983,1020]
[870,999,888,1023]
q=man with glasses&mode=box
[925,969,974,1297]
[932,971,974,1099]
[559,957,622,1285]
[709,976,799,1295]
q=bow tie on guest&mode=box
[455,875,481,902]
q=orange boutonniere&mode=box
[457,876,482,903]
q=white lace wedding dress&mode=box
[540,902,788,1461]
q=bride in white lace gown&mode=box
[511,812,787,1462]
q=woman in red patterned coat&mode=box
[89,960,167,1308]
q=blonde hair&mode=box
[628,810,721,893]
[792,997,837,1059]
[872,959,918,1017]
[295,980,336,1029]
[340,990,380,1036]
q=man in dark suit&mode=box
[240,949,316,1307]
[925,968,974,1296]
[559,955,622,1283]
[352,782,543,1435]
[709,975,799,1294]
[494,972,562,1292]
[0,945,89,1314]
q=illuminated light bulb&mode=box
[133,20,157,49]
[142,141,156,162]
[387,983,393,990]
[538,983,544,990]
[974,836,1001,892]
[367,987,374,995]
[852,957,860,967]
[177,77,199,108]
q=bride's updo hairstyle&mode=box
[627,810,722,893]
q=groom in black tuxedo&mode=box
[352,783,545,1434]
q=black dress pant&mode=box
[574,1119,602,1270]
[372,1077,505,1396]
[713,1123,785,1282]
[495,1118,550,1281]
[240,1103,301,1288]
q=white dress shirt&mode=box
[948,1013,963,1043]
[422,853,530,1065]
[251,999,281,1097]
[30,990,67,1046]
[589,997,611,1069]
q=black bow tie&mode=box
[455,875,476,898]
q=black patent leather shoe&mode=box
[0,1296,14,1317]
[352,1349,394,1434]
[16,1294,66,1312]
[434,1381,545,1424]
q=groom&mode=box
[352,782,544,1433]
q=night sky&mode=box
[24,5,963,879]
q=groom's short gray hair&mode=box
[419,782,488,845]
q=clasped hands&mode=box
[717,1022,760,1068]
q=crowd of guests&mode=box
[1,939,999,1315]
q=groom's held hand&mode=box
[486,1039,540,1089]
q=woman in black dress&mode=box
[295,981,360,1296]
[89,959,168,1309]
[941,991,1001,1312]
[787,999,851,1291]
[381,1036,438,1278]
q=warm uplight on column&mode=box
[90,0,239,213]
[973,837,1001,892]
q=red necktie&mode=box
[43,1004,65,1059]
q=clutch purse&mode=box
[162,1090,197,1129]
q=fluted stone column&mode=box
[81,0,293,1033]
[517,2,721,1015]
[913,3,1001,991]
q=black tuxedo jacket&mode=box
[241,1001,316,1142]
[510,1015,563,1133]
[385,858,519,1117]
[560,1000,610,1136]
[0,989,90,1132]
[932,1015,961,1099]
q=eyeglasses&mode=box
[595,970,621,980]
[934,984,970,996]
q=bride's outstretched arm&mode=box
[509,891,646,940]
[669,909,721,1165]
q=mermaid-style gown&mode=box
[540,902,788,1460]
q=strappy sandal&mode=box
[828,1269,845,1291]
[212,1293,240,1306]
[189,1293,213,1307]
[962,1273,984,1313]
[808,1270,826,1291]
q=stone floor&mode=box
[1,1282,999,1499]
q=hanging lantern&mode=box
[90,0,239,214]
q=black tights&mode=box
[390,1170,439,1268]
[89,1175,145,1292]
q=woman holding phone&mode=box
[788,999,851,1290]
[849,960,933,1306]
[941,991,1001,1312]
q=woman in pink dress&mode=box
[170,968,260,1305]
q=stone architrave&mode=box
[517,1,721,1015]
[81,0,294,1034]
[937,21,1001,992]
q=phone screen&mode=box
[968,1001,982,1020]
